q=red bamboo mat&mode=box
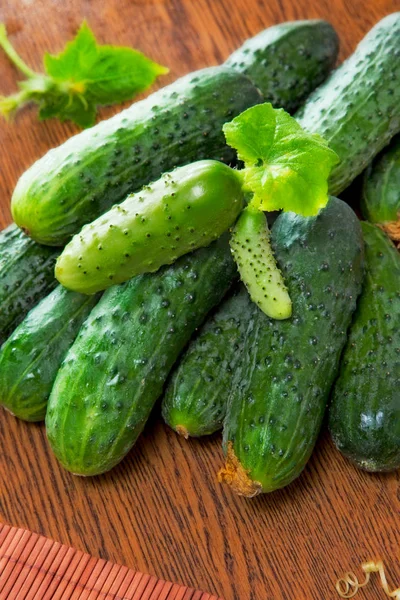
[0,523,223,600]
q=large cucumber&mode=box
[0,286,99,422]
[162,286,252,437]
[361,135,400,246]
[46,236,237,476]
[12,19,340,247]
[219,198,364,496]
[296,13,400,196]
[56,161,245,294]
[12,68,262,246]
[0,224,59,344]
[329,223,400,472]
[226,20,338,113]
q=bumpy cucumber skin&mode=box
[46,236,237,476]
[230,206,292,320]
[12,67,262,246]
[296,13,400,196]
[0,286,99,422]
[329,223,400,472]
[220,198,364,495]
[226,20,339,113]
[162,286,252,437]
[56,161,244,294]
[0,224,59,344]
[361,135,400,245]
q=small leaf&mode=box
[223,103,339,216]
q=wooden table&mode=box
[0,1,399,598]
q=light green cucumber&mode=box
[230,206,292,319]
[55,161,244,294]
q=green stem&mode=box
[0,24,37,78]
[0,89,30,118]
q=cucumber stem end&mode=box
[218,441,262,498]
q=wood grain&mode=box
[0,1,399,599]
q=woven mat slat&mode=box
[0,524,223,600]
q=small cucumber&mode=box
[296,13,400,196]
[56,161,244,294]
[230,206,292,320]
[361,135,400,246]
[0,224,59,344]
[226,20,339,113]
[12,67,262,246]
[219,197,364,496]
[329,223,400,472]
[0,286,99,422]
[162,286,252,437]
[46,236,237,476]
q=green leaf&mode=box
[44,21,168,107]
[223,103,339,216]
[0,21,168,128]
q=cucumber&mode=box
[0,224,59,344]
[296,13,400,196]
[329,223,400,472]
[219,197,364,496]
[12,67,262,246]
[162,286,252,437]
[46,236,237,475]
[361,135,400,246]
[230,206,292,320]
[0,286,99,422]
[226,20,339,113]
[56,161,245,294]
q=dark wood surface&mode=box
[0,1,399,599]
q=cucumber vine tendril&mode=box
[336,560,400,599]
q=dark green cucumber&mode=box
[296,13,400,196]
[219,197,364,496]
[56,161,245,294]
[329,223,400,472]
[0,224,59,344]
[46,236,237,475]
[361,135,400,246]
[162,285,252,437]
[0,286,99,422]
[226,20,339,113]
[12,67,262,246]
